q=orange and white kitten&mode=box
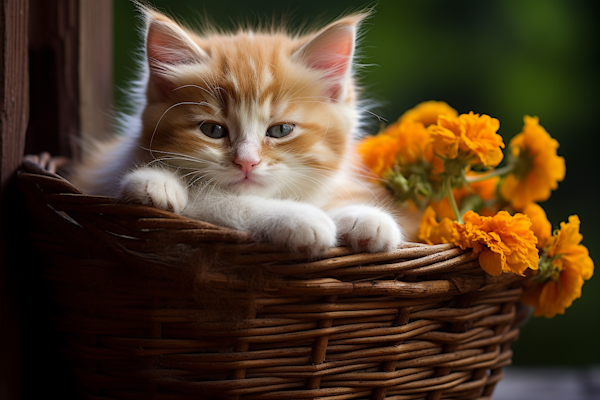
[71,8,412,255]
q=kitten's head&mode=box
[137,8,367,200]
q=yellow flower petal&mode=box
[479,249,504,276]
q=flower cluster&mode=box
[358,101,593,318]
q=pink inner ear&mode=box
[147,25,195,66]
[298,24,356,99]
[308,39,353,76]
[146,21,205,99]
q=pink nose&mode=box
[234,156,260,175]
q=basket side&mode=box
[18,156,528,400]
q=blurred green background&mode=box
[113,0,599,366]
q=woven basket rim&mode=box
[15,154,521,301]
[17,154,487,273]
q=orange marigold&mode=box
[548,216,594,280]
[500,116,566,209]
[453,211,539,276]
[398,100,458,127]
[428,112,504,167]
[356,132,400,177]
[418,206,455,245]
[358,101,459,179]
[386,119,434,166]
[524,266,585,319]
[521,203,552,249]
[358,115,439,178]
[521,215,594,318]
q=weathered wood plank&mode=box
[80,0,113,141]
[0,1,29,398]
[0,0,29,187]
[26,0,80,159]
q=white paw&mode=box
[252,203,337,256]
[329,205,405,252]
[119,168,188,214]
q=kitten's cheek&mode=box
[119,169,188,214]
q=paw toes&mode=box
[119,169,188,214]
[261,207,336,256]
[330,206,404,253]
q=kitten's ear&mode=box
[293,14,366,100]
[144,10,209,99]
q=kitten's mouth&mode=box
[232,175,264,188]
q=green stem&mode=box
[446,178,463,224]
[465,164,515,183]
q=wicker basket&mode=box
[17,154,529,400]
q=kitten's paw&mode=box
[329,205,405,253]
[254,204,337,256]
[119,168,188,214]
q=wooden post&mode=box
[79,0,113,141]
[26,0,113,156]
[0,0,29,399]
[0,0,113,398]
[0,1,29,186]
[26,0,80,158]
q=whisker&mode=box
[147,101,211,160]
[289,96,387,123]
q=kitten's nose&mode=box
[234,156,260,175]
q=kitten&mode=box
[71,7,415,255]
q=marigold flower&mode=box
[358,101,460,181]
[521,215,594,318]
[547,215,594,280]
[418,206,455,245]
[453,211,539,276]
[500,116,566,209]
[522,265,585,319]
[398,100,458,127]
[358,114,439,178]
[428,112,504,167]
[386,119,434,166]
[358,112,449,204]
[356,133,400,177]
[521,203,552,249]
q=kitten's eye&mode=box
[200,122,228,138]
[266,124,294,138]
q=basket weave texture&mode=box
[18,154,528,400]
